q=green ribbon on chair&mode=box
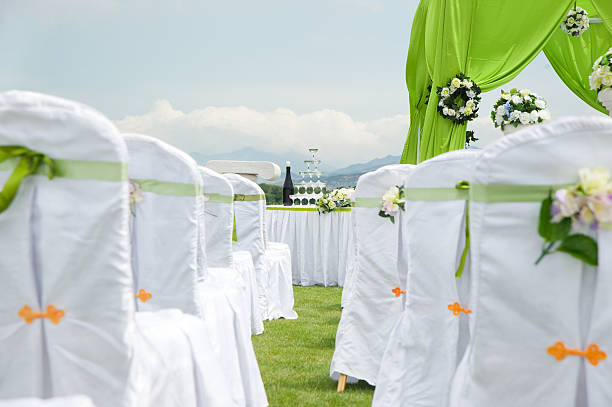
[454,181,470,278]
[0,146,56,214]
[232,213,238,242]
[131,178,203,196]
[205,193,234,203]
[234,193,265,202]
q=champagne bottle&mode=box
[282,161,294,206]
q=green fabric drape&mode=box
[544,1,612,115]
[401,0,573,164]
[400,0,432,164]
[592,0,612,33]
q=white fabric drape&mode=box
[265,208,355,287]
[0,397,95,407]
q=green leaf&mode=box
[538,194,571,242]
[557,234,598,266]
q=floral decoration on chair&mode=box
[589,48,612,92]
[378,185,406,224]
[491,89,550,131]
[436,73,481,124]
[129,180,145,215]
[561,6,589,37]
[316,188,353,214]
[536,167,612,266]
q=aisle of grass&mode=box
[252,286,374,407]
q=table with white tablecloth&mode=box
[265,206,355,286]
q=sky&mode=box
[0,0,605,167]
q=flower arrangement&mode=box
[536,167,612,266]
[491,89,550,131]
[129,180,144,215]
[436,73,481,124]
[561,7,589,37]
[589,48,612,93]
[378,185,406,223]
[316,188,353,214]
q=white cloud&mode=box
[115,99,410,167]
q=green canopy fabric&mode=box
[593,0,612,33]
[544,1,612,115]
[401,0,573,164]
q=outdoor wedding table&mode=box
[265,205,355,286]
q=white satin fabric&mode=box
[225,174,297,321]
[372,150,478,406]
[330,164,415,386]
[0,397,95,407]
[265,208,356,287]
[450,117,612,407]
[0,91,231,407]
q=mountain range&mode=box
[189,147,400,188]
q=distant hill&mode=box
[321,154,401,188]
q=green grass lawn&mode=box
[252,286,374,407]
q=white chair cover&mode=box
[198,166,268,407]
[330,164,415,386]
[450,117,612,407]
[372,150,478,406]
[0,396,95,407]
[225,174,297,321]
[0,91,230,407]
[340,211,359,306]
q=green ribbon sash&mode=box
[234,193,265,202]
[205,193,234,203]
[131,179,203,196]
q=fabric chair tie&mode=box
[455,180,470,278]
[392,287,406,297]
[448,302,472,316]
[547,342,606,366]
[18,305,65,324]
[0,146,56,214]
[135,288,152,303]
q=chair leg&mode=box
[337,374,347,392]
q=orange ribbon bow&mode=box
[448,302,472,316]
[135,289,152,303]
[18,305,65,324]
[547,342,606,366]
[392,287,406,298]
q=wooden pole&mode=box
[337,374,347,392]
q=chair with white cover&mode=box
[371,150,479,407]
[0,397,95,407]
[225,174,297,321]
[201,166,262,335]
[124,133,246,406]
[0,91,230,407]
[450,117,612,407]
[330,164,415,389]
[198,166,268,407]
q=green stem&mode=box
[535,242,556,265]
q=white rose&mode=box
[448,108,456,116]
[511,95,522,104]
[523,95,532,102]
[535,99,546,109]
[496,105,506,115]
[465,81,473,89]
[519,112,531,125]
[451,78,461,88]
[529,110,539,123]
[495,114,504,126]
[443,107,449,115]
[590,71,603,90]
[466,100,475,109]
[441,87,450,97]
[501,93,511,100]
[438,100,445,107]
[464,107,473,115]
[568,17,575,25]
[579,167,612,194]
[520,89,531,97]
[510,110,521,121]
[603,74,612,87]
[466,90,476,98]
[539,109,551,121]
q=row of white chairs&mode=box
[0,91,296,406]
[332,116,612,406]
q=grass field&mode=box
[252,286,374,407]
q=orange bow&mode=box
[547,342,606,366]
[392,287,406,298]
[18,305,65,324]
[448,302,472,316]
[135,289,152,303]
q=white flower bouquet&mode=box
[378,185,405,223]
[436,73,481,124]
[589,48,612,93]
[490,88,550,131]
[316,188,354,214]
[561,6,590,37]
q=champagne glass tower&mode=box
[294,148,326,206]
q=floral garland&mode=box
[589,48,612,93]
[378,185,406,224]
[129,180,145,215]
[536,167,612,266]
[316,188,353,214]
[491,88,550,131]
[561,6,589,37]
[436,73,481,125]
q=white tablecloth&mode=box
[265,206,355,286]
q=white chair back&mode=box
[200,166,234,269]
[124,133,202,316]
[450,117,612,407]
[0,91,134,404]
